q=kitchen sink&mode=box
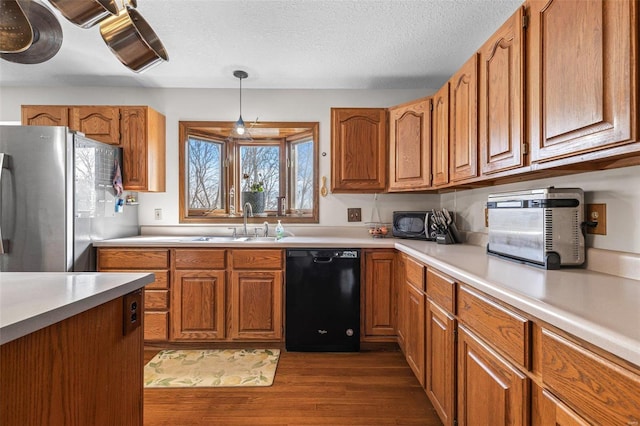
[190,236,276,242]
[191,236,238,242]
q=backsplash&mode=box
[441,165,640,255]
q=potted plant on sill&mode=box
[242,173,265,214]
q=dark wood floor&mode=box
[144,348,443,425]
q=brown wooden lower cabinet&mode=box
[1,294,143,426]
[171,270,226,340]
[457,325,529,426]
[362,250,397,341]
[404,280,425,386]
[540,328,640,425]
[97,248,171,341]
[425,299,456,426]
[532,384,590,426]
[230,270,283,340]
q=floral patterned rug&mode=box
[144,349,280,388]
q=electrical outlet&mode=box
[347,208,361,222]
[154,208,162,220]
[587,203,606,235]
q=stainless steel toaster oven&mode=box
[486,188,585,269]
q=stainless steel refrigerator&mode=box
[0,126,139,272]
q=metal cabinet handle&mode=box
[0,153,11,255]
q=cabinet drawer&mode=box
[98,248,169,269]
[541,329,640,425]
[144,289,169,310]
[144,311,168,341]
[457,284,530,369]
[144,271,169,290]
[231,249,283,270]
[426,268,455,313]
[404,256,425,291]
[175,249,226,270]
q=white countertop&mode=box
[93,234,640,367]
[395,241,640,368]
[0,272,154,345]
[93,235,398,248]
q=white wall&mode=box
[0,86,441,228]
[441,165,640,254]
[2,86,638,253]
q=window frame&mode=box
[179,121,319,224]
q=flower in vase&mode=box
[243,173,264,192]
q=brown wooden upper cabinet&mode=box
[449,54,479,183]
[432,83,450,187]
[70,106,120,145]
[120,106,166,192]
[23,105,120,145]
[388,98,432,191]
[479,6,526,176]
[22,104,166,192]
[526,0,639,165]
[21,105,69,127]
[331,108,387,193]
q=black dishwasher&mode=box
[285,248,360,352]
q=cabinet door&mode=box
[69,106,121,145]
[426,300,456,426]
[449,54,479,183]
[171,270,226,340]
[121,106,166,192]
[331,108,387,192]
[457,325,529,426]
[388,99,432,191]
[532,385,590,426]
[396,256,407,351]
[405,282,426,386]
[230,270,283,340]
[21,105,69,126]
[363,250,396,340]
[527,0,637,163]
[479,7,525,175]
[432,83,450,187]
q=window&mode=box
[187,136,225,213]
[179,121,319,223]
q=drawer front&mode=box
[144,289,169,310]
[541,329,640,425]
[231,249,283,270]
[175,249,226,270]
[457,284,530,369]
[404,256,425,291]
[98,248,169,269]
[144,271,169,290]
[426,268,455,313]
[144,311,169,341]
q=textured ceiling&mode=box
[0,0,523,90]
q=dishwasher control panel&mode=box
[340,250,359,258]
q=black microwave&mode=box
[392,211,434,240]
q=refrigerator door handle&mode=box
[0,153,11,254]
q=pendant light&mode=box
[233,70,248,135]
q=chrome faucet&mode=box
[263,221,269,237]
[243,202,253,236]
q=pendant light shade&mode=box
[233,70,248,135]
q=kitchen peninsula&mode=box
[1,272,154,426]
